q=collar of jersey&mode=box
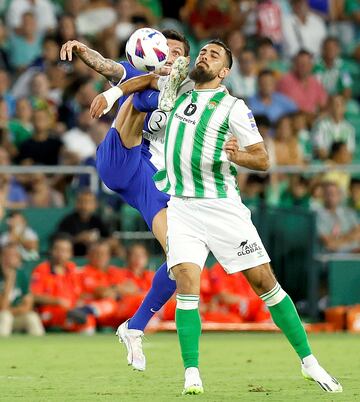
[192,85,226,93]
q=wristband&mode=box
[102,86,124,115]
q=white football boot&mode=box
[116,320,146,371]
[182,367,204,395]
[301,355,342,393]
[159,56,189,112]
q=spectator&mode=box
[57,14,78,44]
[314,181,360,252]
[322,142,353,195]
[185,0,234,41]
[0,243,44,336]
[31,234,96,333]
[349,178,360,216]
[110,243,155,325]
[282,0,327,59]
[278,175,310,208]
[0,20,10,70]
[0,211,39,261]
[225,48,257,100]
[76,0,117,37]
[62,109,97,164]
[314,37,353,98]
[6,0,57,34]
[0,69,16,117]
[248,70,297,124]
[277,50,328,116]
[56,189,120,256]
[274,115,305,166]
[0,97,16,158]
[28,173,64,208]
[256,38,290,77]
[312,94,355,160]
[0,147,28,219]
[203,262,271,323]
[9,98,34,150]
[240,174,268,211]
[255,114,276,166]
[8,12,43,71]
[292,111,312,162]
[17,108,62,165]
[256,0,283,47]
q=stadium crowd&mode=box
[0,0,360,334]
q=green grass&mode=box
[0,332,359,401]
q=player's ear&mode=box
[219,67,230,80]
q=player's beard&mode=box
[189,64,217,83]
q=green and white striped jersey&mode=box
[154,86,263,198]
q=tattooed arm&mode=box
[60,40,124,82]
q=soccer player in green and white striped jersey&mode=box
[156,40,342,395]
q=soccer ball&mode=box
[125,28,169,72]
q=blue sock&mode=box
[128,262,176,331]
[132,89,159,112]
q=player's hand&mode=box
[225,136,241,163]
[90,94,108,119]
[57,298,71,309]
[60,40,87,62]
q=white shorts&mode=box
[166,196,270,274]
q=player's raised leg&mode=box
[242,263,342,393]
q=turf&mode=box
[0,332,358,401]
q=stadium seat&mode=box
[22,207,72,254]
[328,260,360,306]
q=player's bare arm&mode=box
[60,40,125,81]
[225,137,270,171]
[90,73,160,119]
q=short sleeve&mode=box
[110,61,145,86]
[228,100,264,148]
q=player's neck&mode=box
[194,80,222,91]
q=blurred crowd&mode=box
[1,0,360,333]
[0,237,270,336]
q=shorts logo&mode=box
[184,103,197,116]
[235,240,262,256]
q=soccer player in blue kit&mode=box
[60,31,191,371]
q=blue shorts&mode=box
[96,127,170,229]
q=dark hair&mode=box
[258,69,275,79]
[323,36,339,47]
[330,141,346,158]
[161,29,190,57]
[207,39,233,69]
[294,49,313,60]
[254,114,271,128]
[257,37,274,48]
[51,233,73,247]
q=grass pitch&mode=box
[0,332,358,401]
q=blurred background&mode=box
[0,0,360,336]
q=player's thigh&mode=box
[120,157,170,232]
[166,197,209,273]
[96,126,142,191]
[205,198,270,274]
[152,207,167,251]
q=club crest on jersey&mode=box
[184,103,197,116]
[247,112,257,130]
[207,101,217,110]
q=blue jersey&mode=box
[114,61,167,170]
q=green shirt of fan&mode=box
[0,267,29,307]
[8,119,33,148]
[313,58,352,95]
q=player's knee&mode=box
[246,263,277,295]
[172,264,201,295]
